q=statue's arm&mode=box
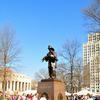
[42,56,48,62]
[42,57,45,62]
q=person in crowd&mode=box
[29,93,33,100]
[74,94,78,100]
[26,94,30,100]
[22,93,26,100]
[87,94,93,100]
[33,93,39,100]
[40,94,47,100]
[0,94,4,100]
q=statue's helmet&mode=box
[48,45,55,51]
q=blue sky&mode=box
[0,0,91,78]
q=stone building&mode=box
[0,67,32,92]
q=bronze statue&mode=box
[42,45,58,79]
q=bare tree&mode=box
[83,0,100,31]
[0,26,20,97]
[73,59,83,91]
[57,60,82,92]
[59,40,82,97]
[83,64,90,88]
[31,80,38,90]
[34,68,48,81]
[57,63,70,91]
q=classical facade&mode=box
[0,68,32,92]
[83,32,100,93]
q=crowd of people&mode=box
[66,94,100,100]
[0,91,100,100]
[0,92,47,100]
[74,94,100,100]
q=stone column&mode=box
[0,81,2,91]
[17,81,19,91]
[28,83,30,90]
[25,83,27,90]
[25,83,26,91]
[13,81,15,91]
[12,81,14,91]
[22,82,25,91]
[10,81,12,91]
[20,82,22,91]
[19,82,20,91]
[26,83,27,90]
[8,81,10,90]
[24,82,25,91]
[29,83,31,90]
[26,83,28,90]
[6,81,8,91]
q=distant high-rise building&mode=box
[83,32,100,93]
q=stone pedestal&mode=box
[37,79,66,100]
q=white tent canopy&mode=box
[65,92,71,96]
[76,89,93,95]
[92,92,100,96]
[21,90,37,95]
